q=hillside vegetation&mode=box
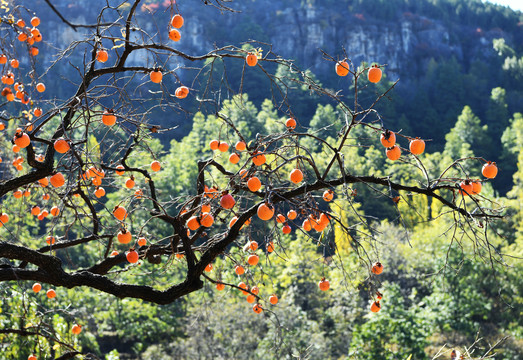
[0,0,522,359]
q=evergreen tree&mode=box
[444,105,490,160]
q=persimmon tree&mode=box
[0,0,507,358]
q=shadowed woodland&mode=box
[0,0,521,359]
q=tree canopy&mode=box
[0,1,520,359]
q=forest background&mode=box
[0,0,522,359]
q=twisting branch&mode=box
[43,0,112,31]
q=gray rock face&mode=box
[261,7,503,78]
[25,0,514,84]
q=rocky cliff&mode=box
[176,0,517,78]
[28,0,519,80]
